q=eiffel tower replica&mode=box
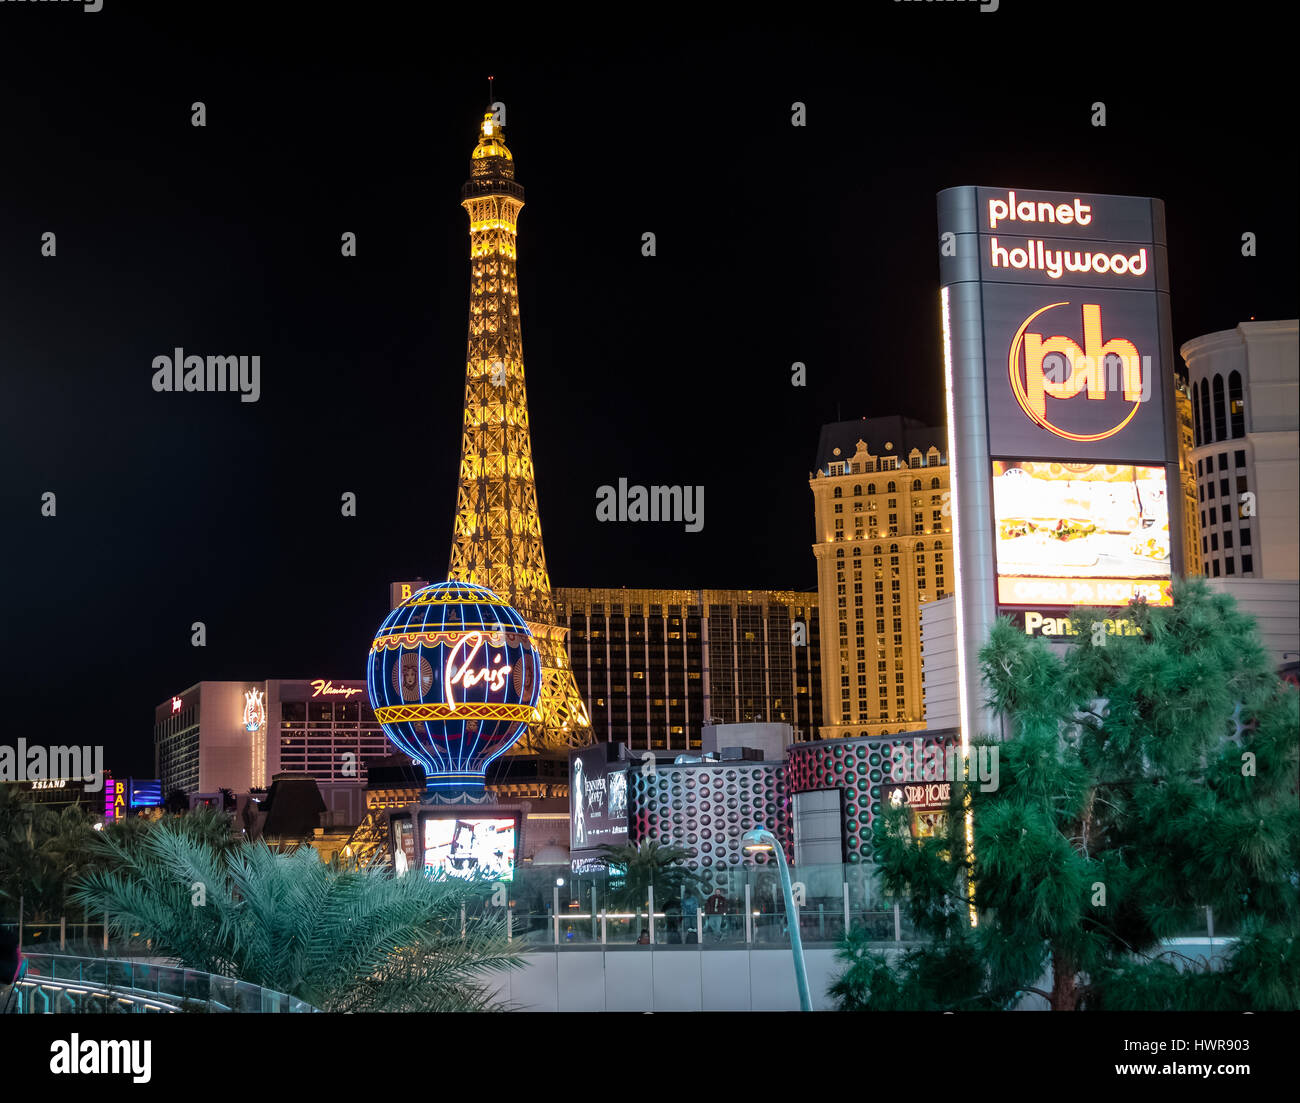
[448,103,593,754]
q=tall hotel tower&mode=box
[447,107,592,752]
[810,417,951,738]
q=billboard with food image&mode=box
[992,460,1172,608]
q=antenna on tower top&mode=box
[488,74,494,105]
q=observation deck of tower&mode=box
[447,105,593,753]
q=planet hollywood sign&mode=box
[986,192,1150,281]
[938,182,1180,745]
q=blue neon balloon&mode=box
[367,580,541,798]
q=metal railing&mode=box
[4,953,317,1014]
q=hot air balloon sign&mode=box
[367,581,541,799]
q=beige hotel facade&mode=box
[810,416,951,738]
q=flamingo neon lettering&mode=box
[445,633,510,709]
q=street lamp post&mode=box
[742,826,811,1011]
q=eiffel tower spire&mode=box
[448,104,592,752]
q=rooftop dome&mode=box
[471,111,514,165]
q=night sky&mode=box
[2,3,1295,777]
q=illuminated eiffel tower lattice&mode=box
[447,105,592,753]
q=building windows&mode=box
[1218,453,1228,472]
[1213,375,1227,441]
[1228,370,1245,437]
[1224,530,1233,549]
[1212,560,1220,577]
[1225,557,1235,575]
[1242,554,1253,573]
[911,479,922,491]
[1210,533,1219,551]
[853,484,862,496]
[1209,507,1217,525]
[833,486,842,498]
[1240,528,1251,546]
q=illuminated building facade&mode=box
[1182,320,1299,581]
[553,588,822,751]
[11,778,102,815]
[1175,379,1203,578]
[446,107,591,752]
[153,679,387,798]
[809,417,951,739]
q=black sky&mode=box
[2,2,1296,776]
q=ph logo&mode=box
[1009,301,1149,442]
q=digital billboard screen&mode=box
[570,744,628,851]
[392,816,417,877]
[992,460,1172,608]
[421,815,518,881]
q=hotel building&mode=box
[1175,378,1203,578]
[552,588,822,751]
[153,678,386,801]
[809,417,951,739]
[1181,320,1298,581]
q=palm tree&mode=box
[39,805,100,924]
[0,785,78,924]
[70,822,524,1011]
[591,840,704,912]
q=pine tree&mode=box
[832,578,1299,1010]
